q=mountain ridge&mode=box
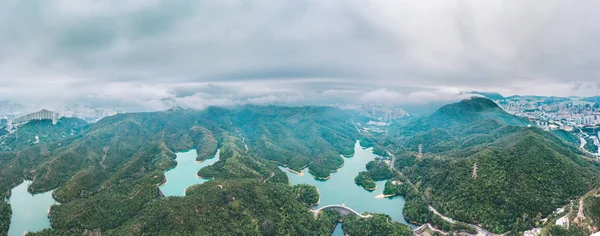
[382,97,600,233]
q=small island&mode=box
[354,160,395,191]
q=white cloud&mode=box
[359,88,471,105]
[0,0,599,110]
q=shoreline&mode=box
[316,188,321,205]
[196,174,215,180]
[288,168,305,176]
[332,163,344,173]
[271,160,289,167]
[159,177,167,186]
[194,151,219,164]
[287,164,309,176]
[375,194,395,199]
[313,174,331,181]
[309,162,346,180]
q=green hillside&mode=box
[105,180,337,235]
[229,106,359,178]
[2,98,591,235]
[1,105,405,235]
[0,117,88,152]
[396,97,529,135]
[551,129,581,147]
[386,97,600,233]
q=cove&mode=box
[7,180,56,236]
[159,149,220,197]
[281,141,412,232]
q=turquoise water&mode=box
[332,223,344,236]
[159,149,220,197]
[7,180,56,236]
[281,141,410,234]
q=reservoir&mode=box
[281,141,410,225]
[159,149,220,197]
[7,180,56,236]
[332,223,344,236]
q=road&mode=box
[428,206,454,223]
[387,150,396,168]
[577,195,585,223]
[263,172,275,183]
[414,223,449,235]
[373,134,496,235]
[428,205,494,236]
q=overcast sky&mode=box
[1,0,599,111]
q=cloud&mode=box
[1,0,599,111]
[359,88,471,105]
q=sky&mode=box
[1,0,599,111]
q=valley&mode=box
[0,97,599,235]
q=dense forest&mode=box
[586,196,600,229]
[104,180,336,235]
[550,129,581,147]
[354,160,395,190]
[342,214,413,236]
[379,97,600,234]
[230,106,361,179]
[2,97,599,235]
[0,105,411,235]
[584,137,599,153]
[0,200,9,235]
[0,117,89,152]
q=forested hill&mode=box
[0,105,404,235]
[384,97,600,233]
[396,97,529,135]
[0,117,88,152]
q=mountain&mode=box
[0,117,88,152]
[228,106,360,178]
[584,96,600,103]
[4,98,592,235]
[551,129,581,147]
[0,105,408,235]
[394,97,529,138]
[385,97,600,233]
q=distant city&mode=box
[498,96,600,130]
[341,94,600,157]
[492,95,600,157]
[334,104,410,122]
[0,101,131,133]
[2,94,599,138]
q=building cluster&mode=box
[57,106,125,123]
[336,104,409,122]
[0,109,61,132]
[0,105,127,134]
[12,109,60,124]
[497,96,600,131]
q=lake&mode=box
[332,223,344,236]
[7,180,56,236]
[159,149,220,197]
[280,141,411,234]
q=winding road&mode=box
[428,205,493,236]
[385,146,494,235]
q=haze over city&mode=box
[1,0,600,111]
